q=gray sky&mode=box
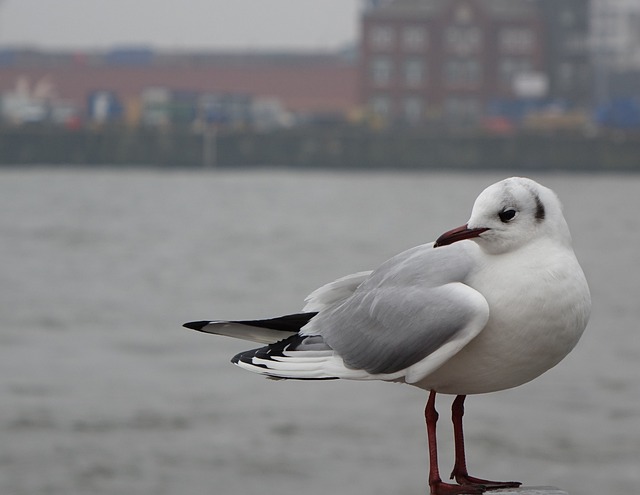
[0,0,360,51]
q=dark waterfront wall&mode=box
[1,127,639,171]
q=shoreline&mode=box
[2,127,640,171]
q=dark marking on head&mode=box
[534,193,545,221]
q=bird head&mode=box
[434,177,571,255]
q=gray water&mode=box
[1,168,638,495]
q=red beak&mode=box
[434,224,489,248]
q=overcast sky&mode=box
[0,0,361,51]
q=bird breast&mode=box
[413,243,591,395]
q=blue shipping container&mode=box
[596,98,640,130]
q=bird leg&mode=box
[426,391,485,495]
[449,395,521,490]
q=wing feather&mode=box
[183,312,317,344]
[303,243,489,380]
[303,271,372,312]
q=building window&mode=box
[370,56,393,86]
[564,34,588,55]
[403,96,424,124]
[404,57,425,87]
[445,26,482,54]
[500,57,533,85]
[454,4,474,24]
[560,9,576,27]
[370,94,392,119]
[402,26,427,51]
[445,58,482,85]
[499,27,535,53]
[444,97,481,122]
[557,62,576,90]
[369,24,394,50]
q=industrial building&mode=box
[1,0,639,131]
[359,0,595,126]
[0,50,357,128]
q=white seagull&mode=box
[184,177,591,495]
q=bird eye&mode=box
[498,208,517,223]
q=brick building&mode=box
[536,0,592,106]
[360,0,545,125]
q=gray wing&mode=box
[303,271,373,312]
[303,243,489,376]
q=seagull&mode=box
[184,177,591,495]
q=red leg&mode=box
[450,395,521,490]
[426,391,485,495]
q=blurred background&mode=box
[1,1,639,495]
[0,0,639,167]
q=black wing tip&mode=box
[183,320,210,331]
[231,350,339,381]
[183,312,317,334]
[230,339,340,381]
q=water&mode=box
[1,168,638,495]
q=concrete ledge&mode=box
[492,487,567,495]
